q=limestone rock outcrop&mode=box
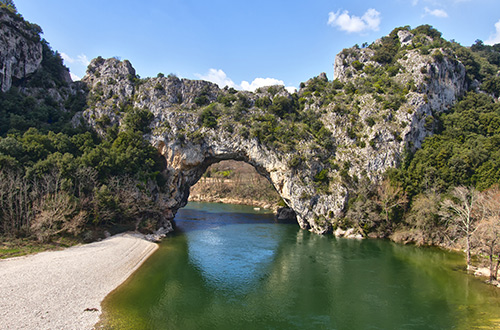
[330,33,466,182]
[0,7,42,92]
[78,28,468,235]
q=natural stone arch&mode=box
[81,53,467,235]
[154,136,325,232]
[78,59,348,234]
[150,121,350,235]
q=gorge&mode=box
[4,4,500,329]
[77,27,466,235]
[1,4,499,246]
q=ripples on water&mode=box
[100,202,500,330]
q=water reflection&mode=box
[100,202,500,330]
[186,223,283,295]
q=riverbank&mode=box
[188,194,278,211]
[0,232,158,330]
[188,160,282,211]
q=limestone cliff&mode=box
[329,28,466,182]
[79,27,469,235]
[0,7,42,92]
[0,6,76,107]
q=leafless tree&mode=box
[0,169,32,235]
[376,178,407,227]
[406,192,442,245]
[473,186,500,281]
[440,186,479,269]
[30,191,85,242]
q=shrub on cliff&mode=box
[199,105,218,128]
[123,108,153,133]
[0,0,16,13]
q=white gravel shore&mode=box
[0,233,158,330]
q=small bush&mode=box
[194,95,210,106]
[288,155,302,168]
[365,117,376,127]
[352,60,364,71]
[199,106,218,128]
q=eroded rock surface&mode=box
[0,8,42,92]
[79,28,467,235]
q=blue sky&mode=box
[15,0,500,91]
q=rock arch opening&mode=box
[155,130,347,236]
[188,160,283,210]
[155,141,307,233]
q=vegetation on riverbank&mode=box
[0,15,168,242]
[343,87,500,280]
[0,235,80,259]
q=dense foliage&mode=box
[0,43,166,242]
[393,92,500,194]
[199,85,335,156]
[0,0,16,13]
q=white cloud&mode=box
[61,53,89,81]
[196,69,296,93]
[241,78,285,92]
[412,0,419,5]
[195,68,237,89]
[424,7,448,18]
[240,78,296,93]
[61,53,90,66]
[485,19,500,45]
[327,8,381,34]
[60,53,73,63]
[69,72,81,81]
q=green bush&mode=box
[123,108,153,133]
[352,60,364,71]
[365,117,376,127]
[288,155,302,168]
[199,106,218,128]
[255,96,271,109]
[194,95,209,106]
[269,96,294,118]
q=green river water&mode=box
[99,202,500,330]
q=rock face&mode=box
[81,58,347,234]
[151,114,344,234]
[78,28,468,235]
[331,31,466,182]
[0,7,43,92]
[276,207,297,222]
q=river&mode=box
[98,202,500,329]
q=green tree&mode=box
[0,0,17,12]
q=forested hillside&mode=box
[0,4,168,249]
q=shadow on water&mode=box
[170,202,286,234]
[99,202,500,330]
